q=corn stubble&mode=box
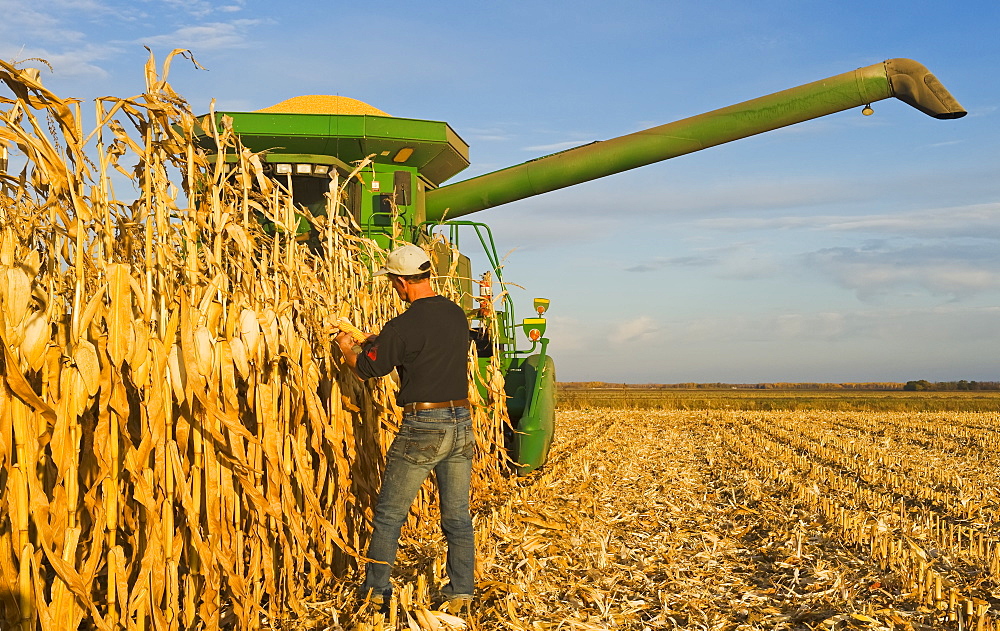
[459,409,998,631]
[0,52,508,630]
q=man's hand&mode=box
[335,331,362,368]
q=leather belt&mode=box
[402,398,470,414]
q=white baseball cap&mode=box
[374,244,433,276]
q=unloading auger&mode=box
[425,58,965,219]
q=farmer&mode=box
[336,243,474,614]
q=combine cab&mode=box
[195,58,963,474]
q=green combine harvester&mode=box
[195,58,964,475]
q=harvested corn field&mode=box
[335,409,999,630]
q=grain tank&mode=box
[196,58,963,474]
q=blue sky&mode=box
[2,0,998,383]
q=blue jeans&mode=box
[361,406,475,599]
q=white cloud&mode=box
[625,255,717,272]
[0,44,118,79]
[968,105,997,118]
[803,242,1000,300]
[0,4,87,45]
[462,127,513,142]
[623,241,782,280]
[482,203,619,251]
[149,0,246,18]
[701,203,1000,240]
[0,1,141,78]
[610,316,661,344]
[770,312,847,340]
[649,305,1000,347]
[136,19,264,51]
[553,304,1000,383]
[543,314,590,353]
[0,0,260,77]
[470,134,511,142]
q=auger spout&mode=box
[424,58,965,222]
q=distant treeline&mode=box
[902,380,1000,391]
[559,381,1000,391]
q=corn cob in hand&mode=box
[334,317,371,344]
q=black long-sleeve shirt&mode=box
[355,295,470,406]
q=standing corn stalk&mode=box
[0,51,509,629]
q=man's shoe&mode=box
[372,595,391,616]
[357,590,391,617]
[441,596,472,618]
